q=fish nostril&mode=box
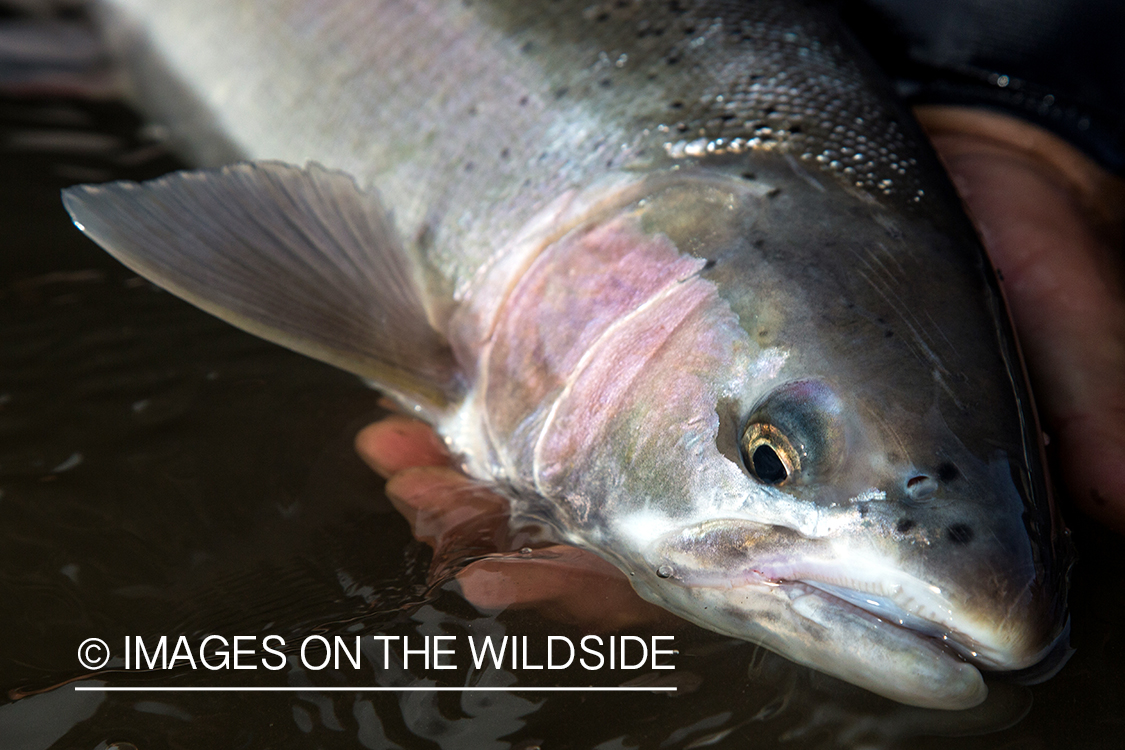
[905,474,937,499]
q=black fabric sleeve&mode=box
[839,0,1125,174]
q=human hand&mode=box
[354,415,680,631]
[917,106,1125,533]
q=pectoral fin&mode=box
[62,161,461,416]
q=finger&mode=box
[355,415,450,478]
[918,107,1125,531]
[384,465,510,547]
[371,438,673,630]
[457,546,681,631]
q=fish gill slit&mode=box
[473,337,514,480]
[472,233,593,484]
[470,177,683,346]
[529,274,702,494]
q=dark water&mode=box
[0,91,1123,749]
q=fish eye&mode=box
[742,423,799,484]
[740,380,846,485]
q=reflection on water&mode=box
[0,89,1123,750]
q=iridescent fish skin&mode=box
[63,0,1071,709]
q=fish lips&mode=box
[648,519,1065,689]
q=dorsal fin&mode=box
[62,161,461,416]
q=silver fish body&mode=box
[63,0,1071,709]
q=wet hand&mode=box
[918,106,1125,533]
[355,415,679,631]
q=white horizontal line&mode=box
[74,686,675,693]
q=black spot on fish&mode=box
[896,518,915,533]
[676,122,689,132]
[670,100,684,110]
[595,11,610,22]
[554,87,569,99]
[666,55,681,66]
[463,161,475,173]
[499,148,510,160]
[740,171,756,180]
[599,78,612,88]
[937,462,959,482]
[752,238,766,248]
[702,259,716,271]
[858,504,869,518]
[518,95,529,106]
[947,523,974,545]
[884,330,894,338]
[519,41,534,54]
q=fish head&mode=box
[509,162,1072,709]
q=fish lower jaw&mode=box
[658,573,988,709]
[753,561,1021,671]
[642,563,991,708]
[793,579,992,664]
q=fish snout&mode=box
[854,458,1072,672]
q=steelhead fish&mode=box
[61,0,1071,709]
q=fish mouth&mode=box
[747,559,1042,671]
[649,556,992,708]
[650,520,1061,705]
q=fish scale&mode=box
[101,0,941,278]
